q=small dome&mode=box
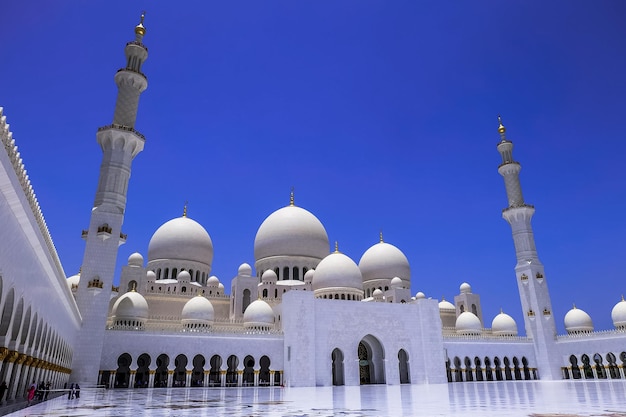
[112,291,149,320]
[312,252,363,292]
[460,282,472,294]
[254,205,329,261]
[564,306,593,334]
[439,299,455,311]
[491,311,518,336]
[456,311,482,335]
[415,291,425,300]
[218,283,224,291]
[66,273,80,289]
[238,263,252,276]
[304,269,315,283]
[128,252,144,267]
[390,277,403,289]
[182,296,215,323]
[148,216,213,265]
[207,276,220,286]
[262,270,277,283]
[146,270,156,281]
[177,270,191,282]
[358,241,410,287]
[243,300,275,329]
[611,297,626,329]
[372,289,384,301]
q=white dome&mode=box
[456,311,482,335]
[460,282,472,294]
[312,252,363,292]
[491,311,518,336]
[238,263,252,276]
[304,269,315,283]
[148,216,213,265]
[217,283,224,291]
[112,291,149,320]
[390,277,403,289]
[373,288,384,298]
[177,270,191,281]
[564,306,593,334]
[358,241,410,286]
[146,270,156,280]
[611,297,626,329]
[66,273,80,289]
[415,291,425,300]
[439,299,455,311]
[254,205,329,261]
[243,299,275,329]
[207,276,220,286]
[128,252,144,267]
[181,296,214,323]
[262,269,277,283]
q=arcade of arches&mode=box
[104,353,282,388]
[563,352,626,380]
[0,277,73,401]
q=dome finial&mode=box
[334,241,339,253]
[497,114,507,139]
[573,303,577,309]
[131,281,137,292]
[500,307,503,314]
[135,11,147,37]
[183,201,188,218]
[622,294,625,302]
[379,230,384,243]
[290,187,295,206]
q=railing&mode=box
[126,40,148,52]
[502,203,535,213]
[116,67,148,81]
[97,124,146,141]
[556,328,626,340]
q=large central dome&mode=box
[148,216,214,264]
[254,204,329,261]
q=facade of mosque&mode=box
[1,16,626,401]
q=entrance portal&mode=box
[358,335,386,384]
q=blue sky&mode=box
[1,1,625,334]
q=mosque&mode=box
[0,14,625,401]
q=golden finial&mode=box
[135,11,146,37]
[183,201,188,217]
[379,230,384,243]
[622,294,625,302]
[497,115,506,135]
[131,281,137,292]
[572,303,577,309]
[334,241,339,253]
[290,187,295,206]
[500,307,503,314]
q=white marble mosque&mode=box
[1,13,626,408]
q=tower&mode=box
[71,14,149,383]
[497,117,561,379]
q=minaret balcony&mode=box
[502,203,535,214]
[81,230,89,240]
[97,224,113,240]
[116,67,148,82]
[97,124,146,141]
[119,232,127,246]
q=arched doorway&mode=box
[115,353,132,388]
[174,354,188,387]
[332,348,344,386]
[209,355,222,386]
[155,354,169,387]
[398,349,409,384]
[226,355,239,386]
[259,356,271,386]
[135,353,151,388]
[243,355,255,386]
[192,355,205,386]
[358,335,385,384]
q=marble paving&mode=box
[7,380,626,417]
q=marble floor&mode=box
[7,380,626,417]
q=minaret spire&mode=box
[72,16,150,384]
[497,117,560,380]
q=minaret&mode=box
[71,14,149,383]
[497,117,561,380]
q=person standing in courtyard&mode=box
[27,381,36,404]
[67,383,74,399]
[74,383,80,399]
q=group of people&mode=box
[27,381,52,404]
[66,383,80,399]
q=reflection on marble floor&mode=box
[7,381,626,417]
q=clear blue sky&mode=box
[2,1,625,334]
